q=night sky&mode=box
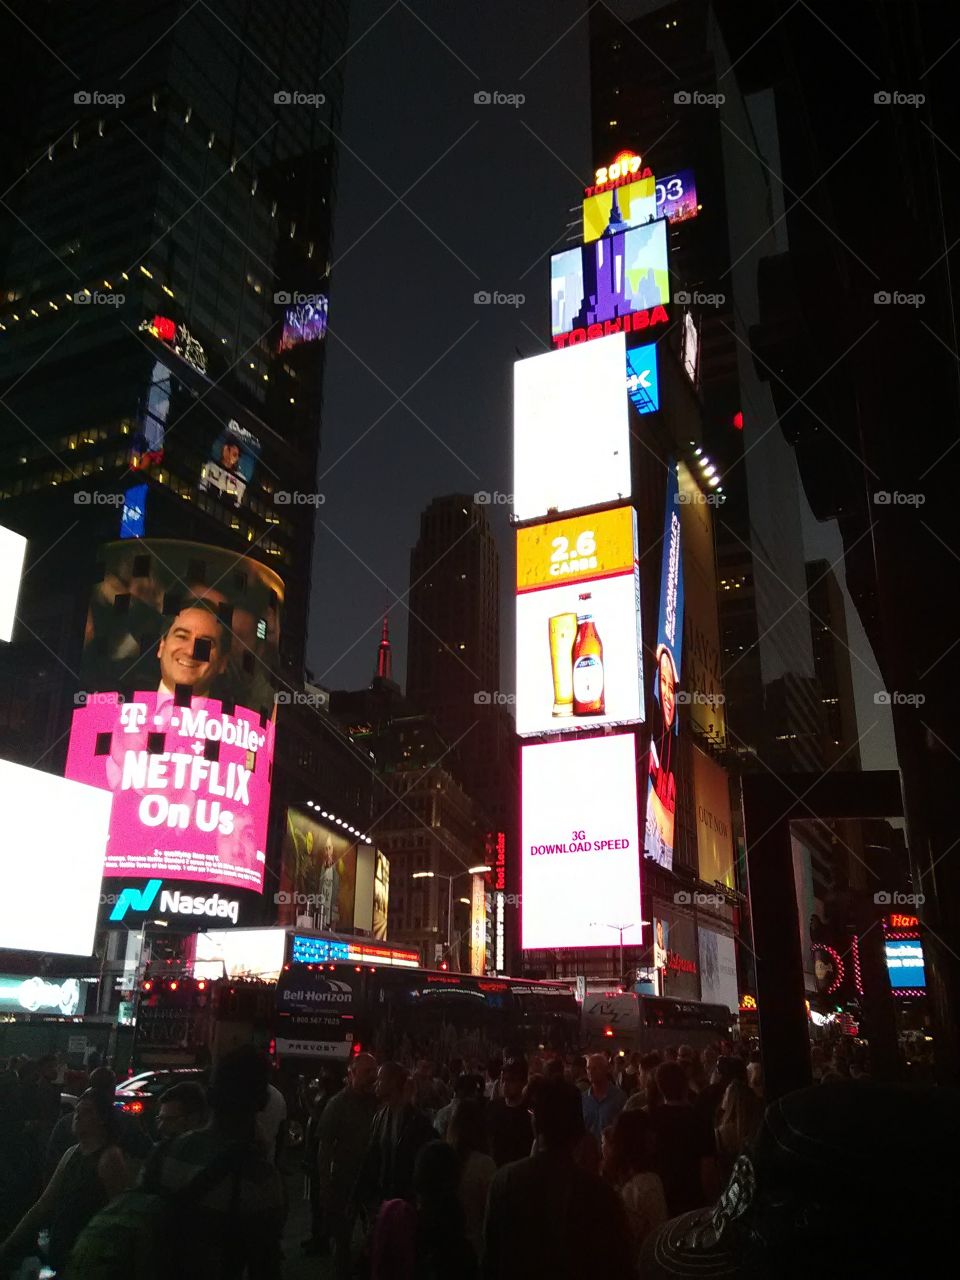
[308,0,591,694]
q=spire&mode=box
[376,612,392,681]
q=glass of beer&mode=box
[549,612,577,717]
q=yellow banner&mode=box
[517,506,636,593]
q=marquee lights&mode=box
[586,151,653,196]
[304,800,374,845]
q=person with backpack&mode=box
[63,1046,284,1279]
[0,1088,132,1275]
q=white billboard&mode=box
[513,333,631,521]
[0,524,27,643]
[0,757,111,955]
[698,928,739,1012]
[521,733,642,950]
[194,928,286,982]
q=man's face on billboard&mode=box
[157,606,227,695]
[659,652,676,728]
[220,442,241,472]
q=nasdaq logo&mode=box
[626,343,659,415]
[108,879,162,921]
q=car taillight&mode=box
[122,1100,144,1115]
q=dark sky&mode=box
[307,0,592,693]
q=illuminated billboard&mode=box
[521,733,641,950]
[699,928,738,1012]
[513,333,630,521]
[119,485,147,539]
[373,851,390,940]
[656,170,698,223]
[644,463,684,871]
[280,298,328,351]
[516,507,642,735]
[64,691,274,893]
[194,928,286,982]
[885,939,925,990]
[0,758,111,956]
[0,975,88,1017]
[279,808,367,933]
[692,748,735,889]
[80,540,283,716]
[583,174,657,243]
[551,221,670,343]
[626,343,659,415]
[677,459,726,743]
[0,523,27,642]
[199,419,262,507]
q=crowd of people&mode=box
[0,1034,946,1278]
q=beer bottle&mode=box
[572,593,604,715]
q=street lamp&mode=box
[589,920,651,986]
[412,865,492,963]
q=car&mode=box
[113,1068,208,1132]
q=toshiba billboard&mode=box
[521,733,641,950]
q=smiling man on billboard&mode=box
[157,600,229,698]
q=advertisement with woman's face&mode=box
[644,463,684,871]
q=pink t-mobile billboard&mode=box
[65,691,273,893]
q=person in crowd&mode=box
[486,1059,533,1168]
[483,1057,503,1102]
[567,1054,590,1093]
[663,1045,679,1063]
[483,1077,633,1280]
[581,1052,626,1141]
[649,1061,718,1217]
[624,1050,664,1113]
[359,1062,436,1213]
[314,1053,378,1277]
[137,1046,284,1277]
[747,1059,764,1099]
[701,1044,719,1085]
[255,1067,287,1165]
[695,1054,746,1132]
[678,1045,707,1095]
[156,1080,209,1141]
[447,1097,496,1258]
[0,1089,132,1274]
[411,1059,448,1117]
[31,1056,62,1152]
[619,1051,643,1096]
[371,1140,478,1280]
[601,1108,668,1248]
[301,1065,343,1255]
[46,1066,152,1177]
[435,1071,484,1138]
[543,1055,566,1081]
[715,1066,764,1171]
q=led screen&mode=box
[0,523,27,642]
[885,939,925,989]
[644,463,684,871]
[551,220,670,341]
[656,170,698,223]
[194,928,286,982]
[199,418,262,508]
[583,173,657,243]
[698,929,739,1012]
[0,758,111,955]
[80,540,283,716]
[64,691,274,893]
[521,733,641,950]
[280,298,328,351]
[120,484,148,539]
[513,334,630,521]
[278,809,361,932]
[0,975,89,1016]
[626,343,659,415]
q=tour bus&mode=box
[581,990,736,1052]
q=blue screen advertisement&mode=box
[120,484,147,539]
[626,344,659,415]
[644,462,684,870]
[656,170,698,223]
[885,939,925,989]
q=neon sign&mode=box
[552,305,669,351]
[139,315,208,376]
[586,151,652,196]
[887,914,919,930]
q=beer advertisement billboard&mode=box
[516,508,643,736]
[521,733,642,950]
[583,173,657,243]
[677,460,726,743]
[550,221,670,344]
[692,747,735,889]
[644,463,684,871]
[513,334,631,521]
